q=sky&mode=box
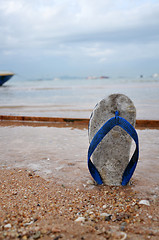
[0,0,159,79]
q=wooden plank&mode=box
[136,119,159,129]
[0,115,89,125]
[0,115,159,129]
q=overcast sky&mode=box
[0,0,159,78]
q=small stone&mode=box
[75,217,85,222]
[76,212,81,216]
[22,236,27,240]
[86,180,94,185]
[12,191,18,195]
[100,213,112,221]
[28,171,33,176]
[139,200,150,206]
[120,222,127,231]
[111,231,127,240]
[51,227,61,233]
[24,221,34,226]
[4,223,11,229]
[33,231,41,239]
[88,211,94,215]
[10,232,18,238]
[120,192,125,197]
[53,235,63,240]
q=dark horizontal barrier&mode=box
[136,119,159,129]
[0,115,159,129]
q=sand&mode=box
[0,121,159,239]
[0,168,159,240]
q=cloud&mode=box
[1,0,159,45]
[0,0,159,76]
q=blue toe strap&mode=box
[88,111,139,186]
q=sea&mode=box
[0,76,159,120]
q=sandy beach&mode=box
[1,0,159,237]
[0,121,159,239]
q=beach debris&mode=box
[24,220,34,226]
[88,93,136,185]
[139,200,150,206]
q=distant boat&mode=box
[0,72,14,86]
[100,76,109,79]
[152,73,159,78]
[87,76,98,80]
[87,76,109,80]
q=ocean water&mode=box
[0,76,159,120]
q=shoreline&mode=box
[0,121,159,193]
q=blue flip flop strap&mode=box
[88,111,139,185]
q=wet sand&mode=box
[0,121,159,239]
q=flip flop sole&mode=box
[88,93,136,185]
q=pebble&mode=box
[100,213,112,221]
[32,231,41,239]
[12,191,18,195]
[1,168,158,240]
[22,236,27,240]
[24,220,34,226]
[75,217,85,222]
[86,180,94,185]
[28,171,33,177]
[139,200,150,206]
[120,222,127,231]
[4,223,11,229]
[111,231,127,240]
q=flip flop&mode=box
[88,94,139,186]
